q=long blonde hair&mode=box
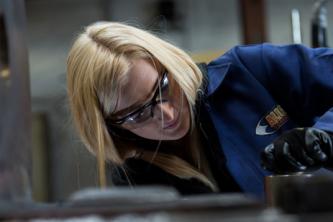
[67,21,216,190]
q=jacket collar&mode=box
[205,62,231,97]
[196,62,231,97]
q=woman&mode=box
[67,21,333,199]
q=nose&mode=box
[154,102,176,123]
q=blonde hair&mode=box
[67,21,216,190]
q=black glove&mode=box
[261,127,333,174]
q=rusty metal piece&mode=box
[239,0,267,44]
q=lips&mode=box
[163,111,180,129]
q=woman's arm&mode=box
[228,43,333,131]
[222,43,333,173]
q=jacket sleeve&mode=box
[228,43,333,133]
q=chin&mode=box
[170,127,189,140]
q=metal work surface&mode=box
[0,192,263,220]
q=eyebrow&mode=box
[112,77,159,117]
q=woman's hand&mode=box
[261,128,333,174]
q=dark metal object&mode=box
[265,174,333,213]
[0,0,32,202]
[265,173,313,208]
[311,0,328,47]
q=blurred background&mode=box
[21,0,333,202]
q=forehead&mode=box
[115,59,159,114]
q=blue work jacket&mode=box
[204,43,333,198]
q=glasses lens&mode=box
[120,71,170,129]
[157,72,169,100]
[122,105,152,129]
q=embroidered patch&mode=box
[256,105,289,135]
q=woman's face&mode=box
[111,58,191,140]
